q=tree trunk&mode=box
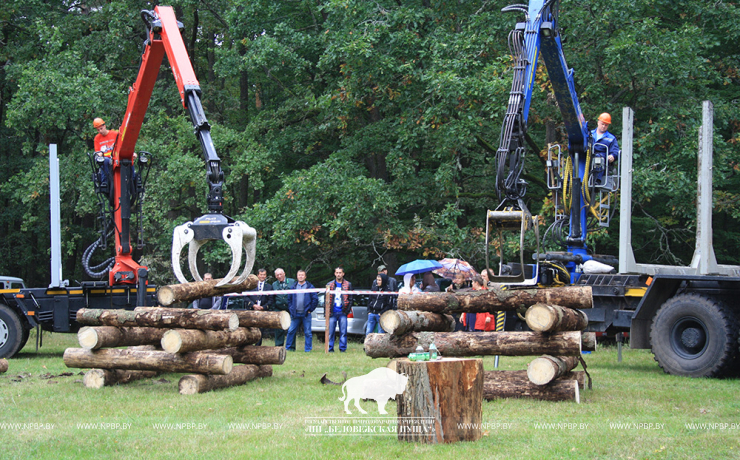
[397,358,483,444]
[209,346,286,365]
[78,326,167,350]
[63,348,233,375]
[178,364,273,395]
[232,310,291,330]
[156,275,258,306]
[582,332,597,351]
[525,304,589,332]
[364,331,583,358]
[83,369,158,389]
[398,286,592,314]
[0,358,7,373]
[161,327,261,353]
[483,370,580,402]
[78,308,238,331]
[527,355,580,385]
[380,310,455,336]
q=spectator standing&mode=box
[471,276,495,331]
[272,268,295,347]
[421,272,440,292]
[286,270,318,352]
[398,274,421,294]
[191,273,223,309]
[246,268,274,346]
[326,267,353,352]
[377,265,398,309]
[366,274,392,335]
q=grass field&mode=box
[1,331,739,460]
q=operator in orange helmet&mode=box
[591,113,619,182]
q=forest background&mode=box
[0,0,738,288]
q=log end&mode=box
[257,365,273,378]
[161,330,183,354]
[78,327,99,350]
[379,311,400,335]
[278,311,291,331]
[527,357,557,386]
[525,304,555,332]
[0,358,8,373]
[179,375,200,395]
[228,313,240,332]
[83,369,106,389]
[157,287,175,307]
[222,355,234,375]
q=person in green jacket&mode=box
[272,268,295,347]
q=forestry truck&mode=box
[0,6,255,359]
[490,0,739,377]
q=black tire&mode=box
[0,305,25,359]
[650,293,739,378]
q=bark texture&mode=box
[582,332,597,352]
[178,364,273,395]
[77,308,238,331]
[527,355,580,385]
[83,369,158,389]
[397,358,483,444]
[380,310,456,336]
[525,304,589,333]
[483,370,580,402]
[398,285,592,314]
[364,331,583,358]
[208,346,286,365]
[63,348,233,374]
[161,327,260,353]
[77,326,167,350]
[157,274,258,306]
[232,310,290,330]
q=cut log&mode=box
[77,308,238,331]
[364,331,583,358]
[527,355,580,385]
[209,346,286,365]
[161,327,260,353]
[157,274,259,306]
[83,369,158,389]
[0,358,7,373]
[397,358,483,443]
[562,371,587,390]
[398,285,592,314]
[78,326,167,350]
[63,348,233,374]
[178,364,273,395]
[483,370,580,402]
[582,332,597,351]
[380,310,456,336]
[232,310,291,330]
[525,304,589,333]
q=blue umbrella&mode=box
[395,259,444,276]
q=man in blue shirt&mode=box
[591,112,620,182]
[286,270,318,352]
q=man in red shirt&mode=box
[93,118,118,188]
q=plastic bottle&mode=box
[429,343,438,360]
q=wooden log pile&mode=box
[368,287,595,403]
[65,303,288,394]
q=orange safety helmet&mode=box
[93,118,105,129]
[598,113,612,124]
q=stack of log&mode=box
[367,285,595,403]
[63,275,290,395]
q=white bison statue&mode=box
[338,367,409,414]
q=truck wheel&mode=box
[0,305,24,359]
[650,294,739,377]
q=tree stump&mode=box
[396,358,483,444]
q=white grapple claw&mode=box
[171,214,256,286]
